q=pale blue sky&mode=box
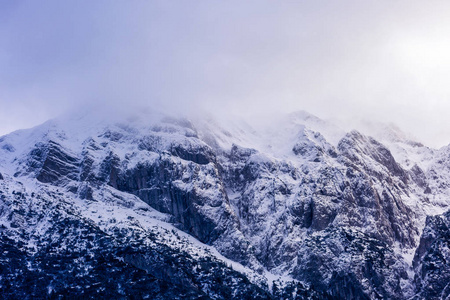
[1,1,450,147]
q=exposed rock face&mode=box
[337,132,418,247]
[292,227,410,299]
[0,111,449,299]
[339,131,407,181]
[413,210,450,300]
[0,178,271,299]
[27,141,80,184]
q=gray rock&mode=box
[413,210,450,299]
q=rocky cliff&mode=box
[0,110,449,299]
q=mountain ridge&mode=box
[0,109,449,299]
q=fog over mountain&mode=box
[1,98,450,299]
[2,3,450,298]
[1,1,450,147]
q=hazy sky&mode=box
[1,1,450,147]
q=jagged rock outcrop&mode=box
[338,131,418,248]
[412,210,450,300]
[293,227,411,299]
[26,140,80,184]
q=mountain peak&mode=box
[1,108,450,299]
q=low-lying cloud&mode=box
[1,1,450,147]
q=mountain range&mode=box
[0,109,449,299]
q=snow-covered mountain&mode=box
[0,109,449,299]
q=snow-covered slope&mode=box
[0,109,449,299]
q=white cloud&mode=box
[0,1,449,147]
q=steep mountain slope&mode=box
[0,110,449,299]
